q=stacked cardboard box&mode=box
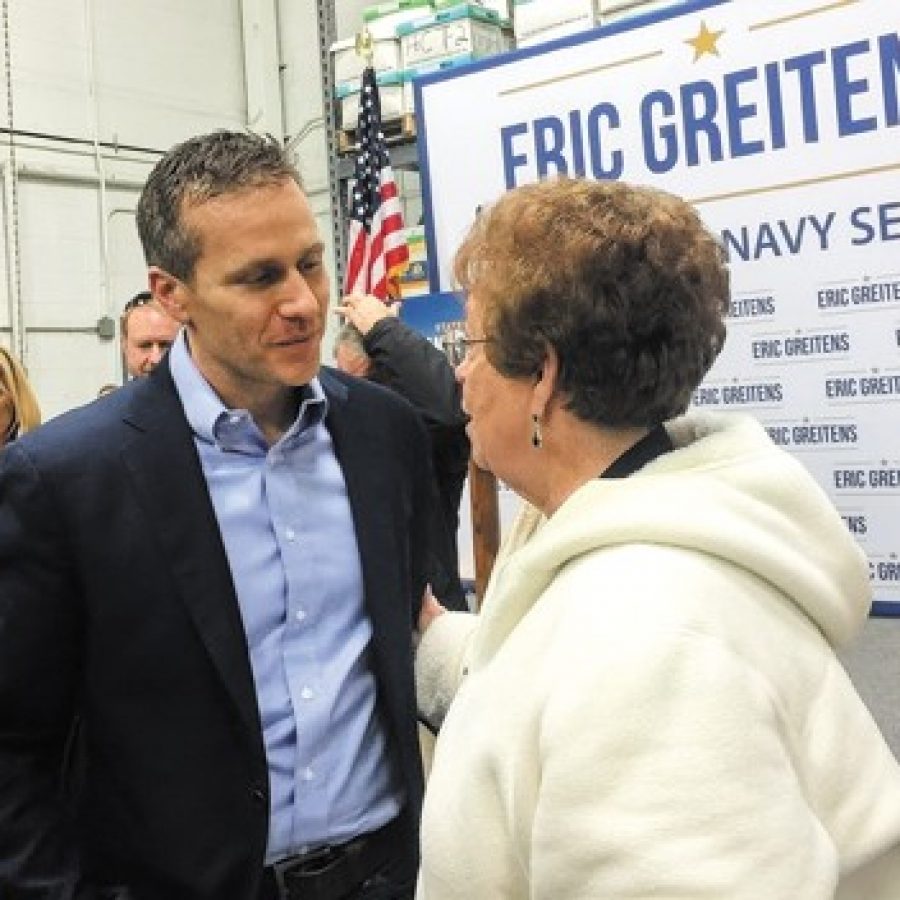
[335,70,408,128]
[513,0,600,47]
[331,0,434,128]
[362,0,436,38]
[334,1,515,130]
[601,0,687,28]
[513,0,685,48]
[434,0,511,26]
[399,4,509,70]
[331,34,402,87]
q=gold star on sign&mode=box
[686,21,724,61]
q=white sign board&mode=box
[414,0,900,613]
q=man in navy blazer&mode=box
[0,132,434,899]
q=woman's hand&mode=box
[335,293,391,336]
[418,584,447,636]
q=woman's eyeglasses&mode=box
[444,335,492,367]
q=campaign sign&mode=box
[413,0,900,613]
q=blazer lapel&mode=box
[319,370,398,621]
[117,366,263,747]
[319,369,380,566]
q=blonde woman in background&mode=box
[0,347,40,446]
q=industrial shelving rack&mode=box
[315,0,422,290]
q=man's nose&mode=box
[278,269,322,317]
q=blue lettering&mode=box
[833,40,877,135]
[680,80,723,166]
[721,227,751,262]
[881,32,900,127]
[880,201,900,241]
[783,50,827,142]
[500,122,529,189]
[848,204,900,246]
[568,109,586,177]
[586,102,623,180]
[534,116,567,178]
[779,218,805,254]
[808,212,836,250]
[764,62,786,150]
[723,66,765,157]
[849,206,876,245]
[641,90,677,174]
[755,222,782,258]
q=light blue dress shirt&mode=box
[169,334,403,863]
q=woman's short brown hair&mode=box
[453,177,729,427]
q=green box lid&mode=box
[433,0,511,26]
[363,0,433,21]
[403,52,479,81]
[335,69,405,99]
[397,3,500,35]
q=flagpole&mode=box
[343,28,409,302]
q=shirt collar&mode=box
[601,423,673,479]
[169,330,327,448]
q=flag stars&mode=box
[345,65,409,298]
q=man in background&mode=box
[0,130,431,899]
[120,289,180,377]
[335,293,471,610]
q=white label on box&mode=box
[402,18,504,68]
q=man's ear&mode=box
[148,267,189,324]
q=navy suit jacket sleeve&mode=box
[0,442,88,895]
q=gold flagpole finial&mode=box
[355,27,375,68]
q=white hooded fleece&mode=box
[416,412,900,899]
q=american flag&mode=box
[343,67,409,301]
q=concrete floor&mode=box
[840,616,900,758]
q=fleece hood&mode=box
[477,411,871,658]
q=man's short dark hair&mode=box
[120,290,154,337]
[136,130,302,283]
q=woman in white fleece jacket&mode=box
[415,178,900,899]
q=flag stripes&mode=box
[343,67,408,301]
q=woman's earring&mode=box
[531,413,543,449]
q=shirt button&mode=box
[302,767,314,782]
[285,528,296,542]
[301,686,314,700]
[295,609,307,623]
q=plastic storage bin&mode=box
[513,0,600,43]
[330,35,401,85]
[434,0,512,25]
[398,4,506,69]
[336,70,408,129]
[363,0,435,39]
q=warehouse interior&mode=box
[0,0,896,761]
